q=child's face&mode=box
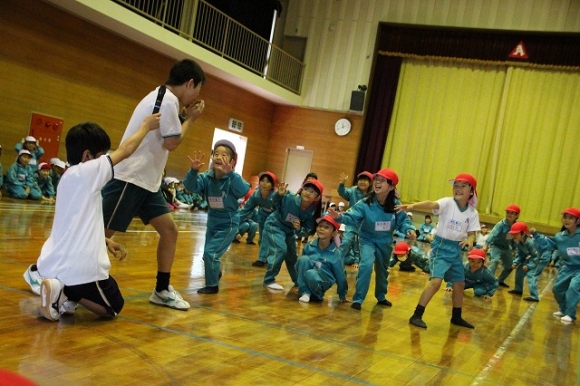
[505,210,519,222]
[562,214,579,230]
[52,165,64,175]
[24,142,37,151]
[453,182,472,203]
[394,252,408,262]
[300,185,319,205]
[425,217,431,224]
[481,226,489,234]
[373,175,394,196]
[212,146,233,171]
[39,169,50,178]
[316,220,337,240]
[511,232,523,242]
[18,154,32,166]
[469,258,484,271]
[357,177,370,192]
[259,176,273,191]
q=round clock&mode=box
[334,118,352,136]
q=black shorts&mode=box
[63,276,124,316]
[102,179,170,232]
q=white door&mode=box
[282,148,313,193]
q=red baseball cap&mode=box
[393,242,411,255]
[562,208,580,219]
[449,173,478,206]
[468,249,486,260]
[357,171,374,181]
[505,204,521,214]
[317,215,340,230]
[258,171,277,185]
[508,222,531,236]
[374,168,399,186]
[303,179,324,196]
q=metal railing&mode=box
[113,0,304,94]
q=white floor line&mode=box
[471,277,555,386]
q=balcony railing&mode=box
[113,0,304,94]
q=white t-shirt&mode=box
[37,155,113,286]
[433,197,481,241]
[114,87,182,192]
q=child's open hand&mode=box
[277,182,288,195]
[339,173,348,184]
[327,208,340,220]
[406,230,417,241]
[144,113,161,131]
[187,152,205,171]
[394,204,410,213]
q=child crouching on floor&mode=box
[444,249,498,300]
[295,215,348,303]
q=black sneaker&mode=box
[523,296,539,302]
[197,286,219,294]
[508,290,523,295]
[498,282,510,288]
[252,260,266,267]
[409,316,427,329]
[377,299,392,307]
[351,302,361,310]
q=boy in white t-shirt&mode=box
[24,114,160,321]
[396,173,481,329]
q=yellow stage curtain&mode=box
[382,59,580,227]
[491,67,580,226]
[382,59,506,213]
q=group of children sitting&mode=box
[0,136,66,203]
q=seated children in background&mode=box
[162,177,192,209]
[295,215,348,303]
[337,202,345,213]
[233,209,258,245]
[417,215,435,242]
[394,212,415,239]
[24,113,160,321]
[49,158,66,191]
[262,179,323,291]
[15,136,44,167]
[35,163,56,204]
[475,224,489,248]
[507,222,539,299]
[444,249,498,300]
[324,202,337,216]
[390,242,430,274]
[6,150,42,200]
[184,139,250,294]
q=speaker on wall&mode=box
[349,90,365,111]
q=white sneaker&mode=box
[23,265,43,295]
[60,300,78,315]
[149,285,190,310]
[299,294,310,303]
[266,282,284,290]
[553,311,565,317]
[39,279,66,321]
[561,315,574,324]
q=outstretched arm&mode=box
[109,113,160,166]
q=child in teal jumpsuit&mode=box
[483,204,520,287]
[330,168,416,310]
[337,171,373,267]
[239,171,277,267]
[531,208,580,324]
[262,179,323,290]
[507,222,539,299]
[184,139,250,294]
[390,242,430,274]
[295,215,348,303]
[445,249,498,300]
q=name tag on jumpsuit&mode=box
[567,247,580,256]
[208,196,224,209]
[285,213,299,223]
[375,221,391,231]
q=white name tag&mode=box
[375,221,391,231]
[567,247,580,256]
[446,219,462,232]
[208,196,224,209]
[285,213,299,223]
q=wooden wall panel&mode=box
[0,0,273,183]
[268,106,363,203]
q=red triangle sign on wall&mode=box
[509,41,529,59]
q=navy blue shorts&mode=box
[102,179,170,232]
[63,276,124,316]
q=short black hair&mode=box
[65,122,111,165]
[305,172,318,180]
[165,59,206,87]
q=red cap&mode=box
[357,171,374,181]
[303,179,324,196]
[317,215,340,230]
[374,168,399,186]
[508,222,531,236]
[562,208,580,219]
[258,171,277,185]
[505,204,521,214]
[468,249,486,260]
[393,242,411,255]
[37,162,51,171]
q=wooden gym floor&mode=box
[0,199,576,385]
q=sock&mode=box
[156,272,170,292]
[451,307,474,328]
[413,304,426,319]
